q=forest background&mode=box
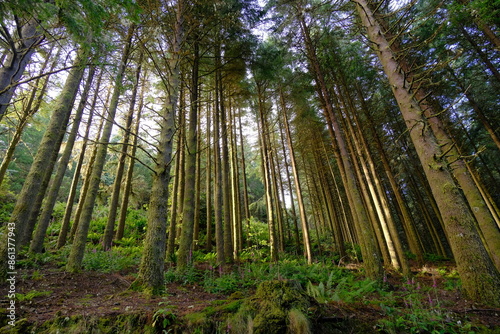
[0,0,499,332]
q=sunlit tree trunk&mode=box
[31,65,97,253]
[56,72,103,249]
[355,0,500,305]
[256,83,279,262]
[166,105,185,259]
[296,8,383,280]
[5,47,87,253]
[214,67,225,265]
[356,84,424,264]
[68,111,106,242]
[217,52,233,263]
[382,10,500,271]
[193,104,202,250]
[237,109,251,247]
[116,71,146,241]
[280,92,312,264]
[269,133,285,253]
[229,104,242,258]
[205,100,213,252]
[67,26,135,272]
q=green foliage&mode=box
[424,253,449,262]
[376,278,475,333]
[240,217,271,261]
[52,201,66,222]
[345,242,362,261]
[306,270,377,304]
[0,182,15,224]
[203,271,240,294]
[15,290,52,302]
[17,251,55,269]
[82,246,141,273]
[164,265,201,285]
[152,301,177,332]
[125,208,147,239]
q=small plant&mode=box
[203,271,240,294]
[153,301,177,332]
[17,252,54,269]
[306,270,377,304]
[82,247,140,273]
[375,277,473,333]
[31,270,44,280]
[423,253,448,262]
[16,290,52,302]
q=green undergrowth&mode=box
[82,246,142,273]
[0,313,157,334]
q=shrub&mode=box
[203,271,240,294]
[82,247,140,273]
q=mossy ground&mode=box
[1,262,499,333]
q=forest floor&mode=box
[2,261,500,333]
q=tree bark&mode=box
[103,52,143,250]
[67,26,135,272]
[281,92,312,264]
[177,38,200,270]
[134,1,183,293]
[8,48,86,247]
[296,8,383,280]
[355,0,500,305]
[115,70,146,241]
[30,64,97,253]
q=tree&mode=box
[103,51,143,250]
[177,37,200,270]
[354,0,500,306]
[0,46,87,277]
[133,0,184,294]
[30,64,97,253]
[67,25,135,272]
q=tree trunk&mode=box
[205,100,213,252]
[237,110,251,248]
[281,92,312,264]
[56,89,99,249]
[229,104,242,258]
[256,83,278,262]
[103,52,143,250]
[296,9,383,280]
[115,70,146,241]
[166,107,184,259]
[355,0,500,305]
[356,83,424,264]
[67,25,135,272]
[277,106,300,251]
[134,2,183,293]
[68,113,106,242]
[30,64,97,253]
[177,38,200,270]
[218,52,233,263]
[5,47,86,251]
